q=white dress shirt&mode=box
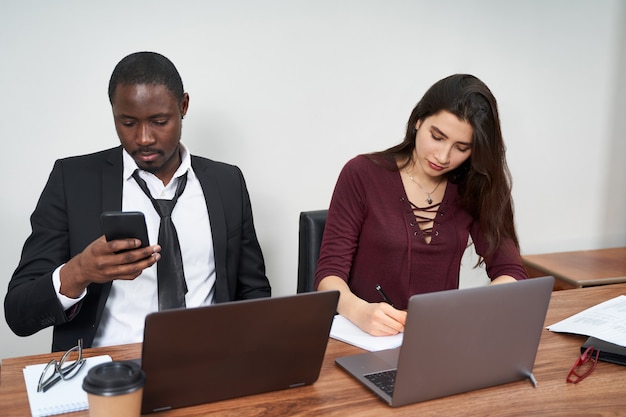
[53,143,216,347]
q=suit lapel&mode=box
[102,147,124,213]
[92,147,124,335]
[191,156,229,301]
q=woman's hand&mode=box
[349,300,407,336]
[318,275,407,336]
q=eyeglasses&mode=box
[37,339,86,393]
[566,346,600,384]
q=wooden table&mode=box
[523,247,626,290]
[2,284,626,416]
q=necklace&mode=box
[404,169,443,205]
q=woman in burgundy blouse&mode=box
[314,74,527,336]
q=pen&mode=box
[375,284,393,307]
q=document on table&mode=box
[330,314,403,351]
[547,295,626,347]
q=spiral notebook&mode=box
[22,355,112,417]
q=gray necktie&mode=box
[132,170,188,310]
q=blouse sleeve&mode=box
[314,156,369,288]
[470,221,528,281]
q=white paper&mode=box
[547,295,626,347]
[23,355,112,417]
[330,314,403,351]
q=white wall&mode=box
[1,0,624,359]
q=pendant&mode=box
[426,196,433,204]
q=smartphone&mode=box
[100,211,150,248]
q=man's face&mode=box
[112,83,189,184]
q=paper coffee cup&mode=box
[82,361,146,417]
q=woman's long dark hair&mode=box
[373,74,519,261]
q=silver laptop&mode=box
[139,290,339,414]
[335,276,554,407]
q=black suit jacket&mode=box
[5,147,271,351]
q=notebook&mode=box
[582,337,626,366]
[23,355,112,417]
[335,276,554,407]
[139,290,339,414]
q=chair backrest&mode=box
[297,210,328,293]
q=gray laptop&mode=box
[335,276,554,407]
[139,290,339,414]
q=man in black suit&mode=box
[4,52,271,351]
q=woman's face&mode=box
[413,110,473,179]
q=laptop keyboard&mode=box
[364,369,397,396]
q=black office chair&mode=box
[297,210,328,293]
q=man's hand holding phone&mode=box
[58,212,160,298]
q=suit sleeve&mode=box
[230,168,271,299]
[4,160,77,336]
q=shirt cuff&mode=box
[52,264,87,311]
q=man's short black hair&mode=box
[108,52,184,103]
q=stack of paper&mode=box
[547,295,626,347]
